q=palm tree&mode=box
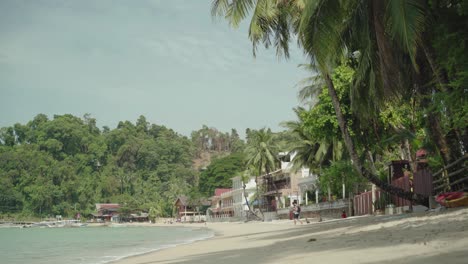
[283,106,347,199]
[244,128,279,218]
[240,167,261,221]
[299,0,433,204]
[281,107,319,170]
[211,0,430,205]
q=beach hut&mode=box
[174,196,210,222]
[92,203,121,222]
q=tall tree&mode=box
[244,128,279,218]
[211,0,433,204]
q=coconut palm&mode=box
[211,0,432,205]
[299,0,432,204]
[281,108,320,171]
[240,167,262,221]
[244,128,279,218]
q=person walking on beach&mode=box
[292,201,303,225]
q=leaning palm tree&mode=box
[283,106,346,198]
[211,0,430,205]
[240,166,262,221]
[244,128,279,219]
[298,0,431,204]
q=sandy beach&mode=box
[115,208,468,264]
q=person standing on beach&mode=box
[292,201,303,225]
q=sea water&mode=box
[0,225,213,264]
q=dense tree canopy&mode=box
[199,152,246,196]
[0,114,293,219]
[0,115,202,218]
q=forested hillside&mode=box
[0,114,243,218]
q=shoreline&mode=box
[114,208,468,264]
[106,224,216,264]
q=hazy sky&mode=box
[0,0,307,136]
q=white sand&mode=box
[114,208,468,264]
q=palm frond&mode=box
[387,0,427,69]
[249,0,278,56]
[296,63,323,105]
[387,0,426,69]
[227,0,257,28]
[299,0,358,74]
[211,0,231,18]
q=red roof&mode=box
[214,188,232,196]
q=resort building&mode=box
[260,152,311,212]
[206,151,319,222]
[207,188,234,219]
[92,203,120,222]
[231,175,256,219]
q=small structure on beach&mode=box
[174,196,210,222]
[92,203,120,222]
[128,213,149,222]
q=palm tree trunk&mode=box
[323,73,429,206]
[242,184,255,221]
[255,172,264,219]
[241,174,260,221]
[323,73,361,169]
[242,183,251,211]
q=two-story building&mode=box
[208,188,233,219]
[206,152,318,221]
[231,175,256,219]
[260,152,313,211]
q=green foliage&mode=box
[210,0,467,204]
[148,205,162,222]
[301,64,355,143]
[199,152,246,196]
[318,160,366,198]
[430,1,468,134]
[0,114,213,218]
[245,128,279,175]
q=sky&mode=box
[0,0,308,137]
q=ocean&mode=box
[0,225,214,264]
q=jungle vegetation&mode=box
[212,0,467,204]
